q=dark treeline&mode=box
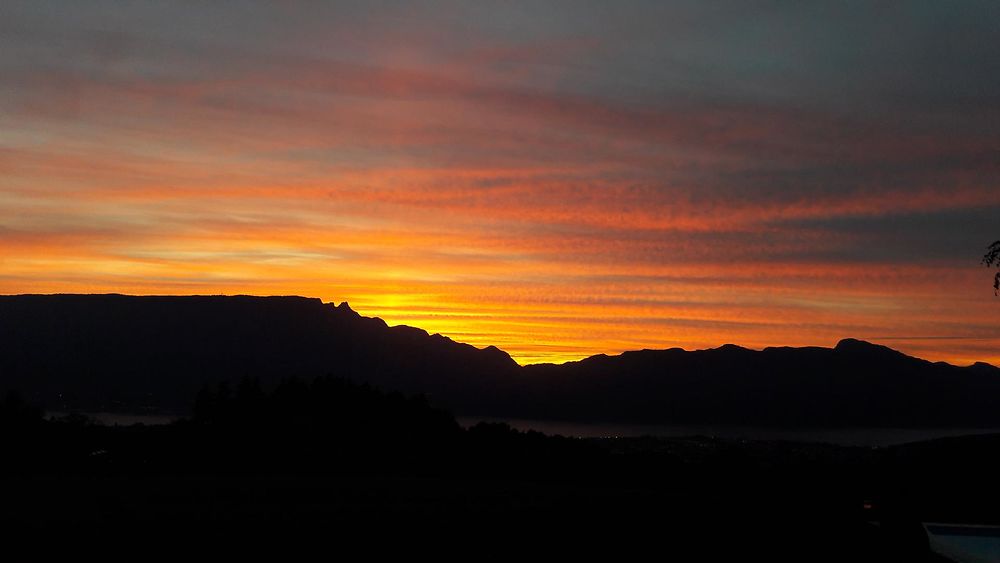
[2,378,997,561]
[189,376,463,469]
[1,376,592,476]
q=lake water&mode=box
[457,417,1000,447]
[47,412,1000,447]
[46,411,182,426]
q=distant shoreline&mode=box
[45,411,183,427]
[42,410,1000,448]
[457,417,1000,447]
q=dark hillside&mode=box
[2,294,999,427]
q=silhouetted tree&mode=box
[984,240,1000,294]
[0,390,42,428]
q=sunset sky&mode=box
[2,1,998,365]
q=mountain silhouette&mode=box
[522,339,1000,426]
[0,294,517,414]
[2,294,998,427]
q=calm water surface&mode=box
[47,412,1000,447]
[47,411,182,426]
[458,417,1000,447]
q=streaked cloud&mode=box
[1,1,998,366]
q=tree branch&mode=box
[986,241,1000,295]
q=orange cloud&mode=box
[3,40,998,368]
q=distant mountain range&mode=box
[1,294,998,427]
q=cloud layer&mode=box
[2,1,999,364]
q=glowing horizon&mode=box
[3,2,998,367]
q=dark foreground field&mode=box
[2,379,994,561]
